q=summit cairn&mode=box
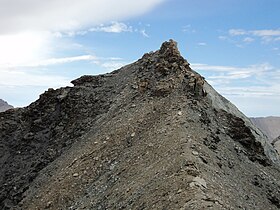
[136,39,206,97]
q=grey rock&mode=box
[190,176,207,188]
[0,40,279,210]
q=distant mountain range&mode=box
[250,117,280,154]
[0,99,13,112]
[250,117,280,140]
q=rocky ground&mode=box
[0,99,13,112]
[0,40,279,210]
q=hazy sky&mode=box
[0,0,280,117]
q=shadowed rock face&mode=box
[0,40,279,210]
[0,99,13,112]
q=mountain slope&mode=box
[0,99,13,112]
[0,40,279,210]
[250,117,280,140]
[272,136,280,154]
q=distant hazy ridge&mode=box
[0,99,13,112]
[250,117,280,140]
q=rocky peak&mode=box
[135,39,205,98]
[0,40,280,210]
[159,39,181,58]
[140,39,188,68]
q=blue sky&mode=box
[0,0,280,117]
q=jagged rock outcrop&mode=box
[0,40,279,210]
[0,99,13,112]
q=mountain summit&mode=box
[0,40,279,209]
